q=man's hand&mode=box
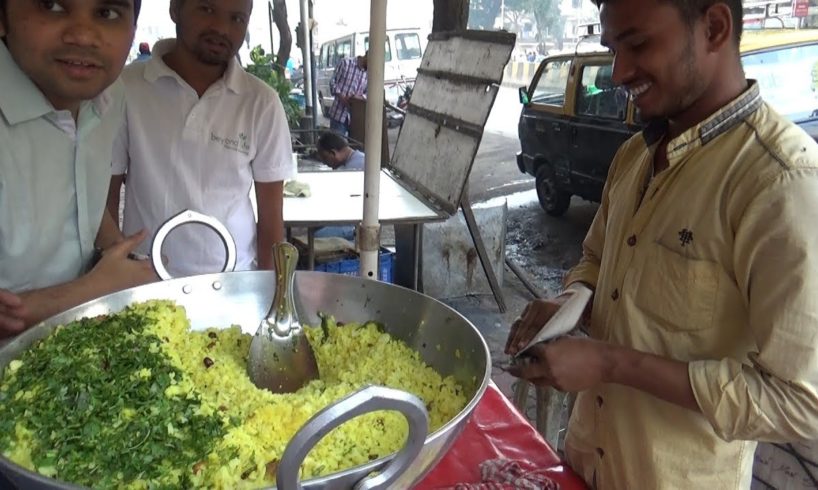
[505,293,572,355]
[508,337,613,392]
[89,230,157,290]
[0,289,27,338]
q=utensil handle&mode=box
[268,242,299,336]
[150,210,237,280]
[276,385,429,490]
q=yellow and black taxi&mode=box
[517,28,818,216]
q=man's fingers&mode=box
[0,289,22,308]
[0,315,26,336]
[107,229,148,257]
[505,318,523,354]
[507,320,545,355]
[515,306,559,352]
[507,358,549,381]
[507,320,531,355]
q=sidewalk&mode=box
[502,61,538,88]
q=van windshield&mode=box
[364,37,392,62]
[743,42,818,122]
[396,33,422,60]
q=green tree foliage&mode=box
[244,45,303,127]
[507,0,566,50]
[468,0,502,29]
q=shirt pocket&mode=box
[632,242,720,332]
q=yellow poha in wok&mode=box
[0,300,467,489]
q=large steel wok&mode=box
[0,215,491,489]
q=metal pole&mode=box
[299,0,314,131]
[308,0,319,126]
[360,0,387,278]
[268,1,275,59]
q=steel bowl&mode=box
[0,269,491,489]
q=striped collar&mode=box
[643,80,763,148]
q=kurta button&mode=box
[596,396,603,407]
[596,447,605,458]
[611,289,619,301]
[627,235,637,246]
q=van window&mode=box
[319,44,328,68]
[531,59,571,107]
[337,40,352,63]
[575,63,627,120]
[325,42,337,67]
[742,43,818,122]
[395,33,422,60]
[364,36,392,62]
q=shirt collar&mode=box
[144,38,245,95]
[642,81,763,156]
[0,43,112,125]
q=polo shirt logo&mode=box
[211,131,250,155]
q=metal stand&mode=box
[460,188,506,312]
[511,381,574,452]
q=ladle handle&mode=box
[267,242,300,337]
[276,385,429,490]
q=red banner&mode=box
[794,0,810,18]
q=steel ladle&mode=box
[248,242,319,393]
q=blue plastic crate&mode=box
[313,248,395,283]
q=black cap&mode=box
[134,0,141,21]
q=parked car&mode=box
[316,28,427,116]
[516,29,818,216]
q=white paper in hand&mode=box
[514,283,593,359]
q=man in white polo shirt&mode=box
[0,0,155,338]
[108,0,294,277]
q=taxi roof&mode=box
[570,28,818,58]
[740,28,818,53]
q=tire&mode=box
[535,165,571,217]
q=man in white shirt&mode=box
[0,0,155,337]
[108,0,295,277]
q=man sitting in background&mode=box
[316,131,365,170]
[135,41,151,62]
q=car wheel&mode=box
[535,165,571,217]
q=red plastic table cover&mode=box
[416,383,588,489]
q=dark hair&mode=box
[0,0,137,22]
[594,0,743,44]
[317,131,349,152]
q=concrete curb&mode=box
[501,61,538,89]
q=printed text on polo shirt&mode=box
[211,131,250,155]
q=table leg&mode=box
[412,224,421,291]
[393,224,422,291]
[536,386,567,450]
[308,228,315,271]
[460,195,507,312]
[512,380,530,412]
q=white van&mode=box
[316,27,427,116]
